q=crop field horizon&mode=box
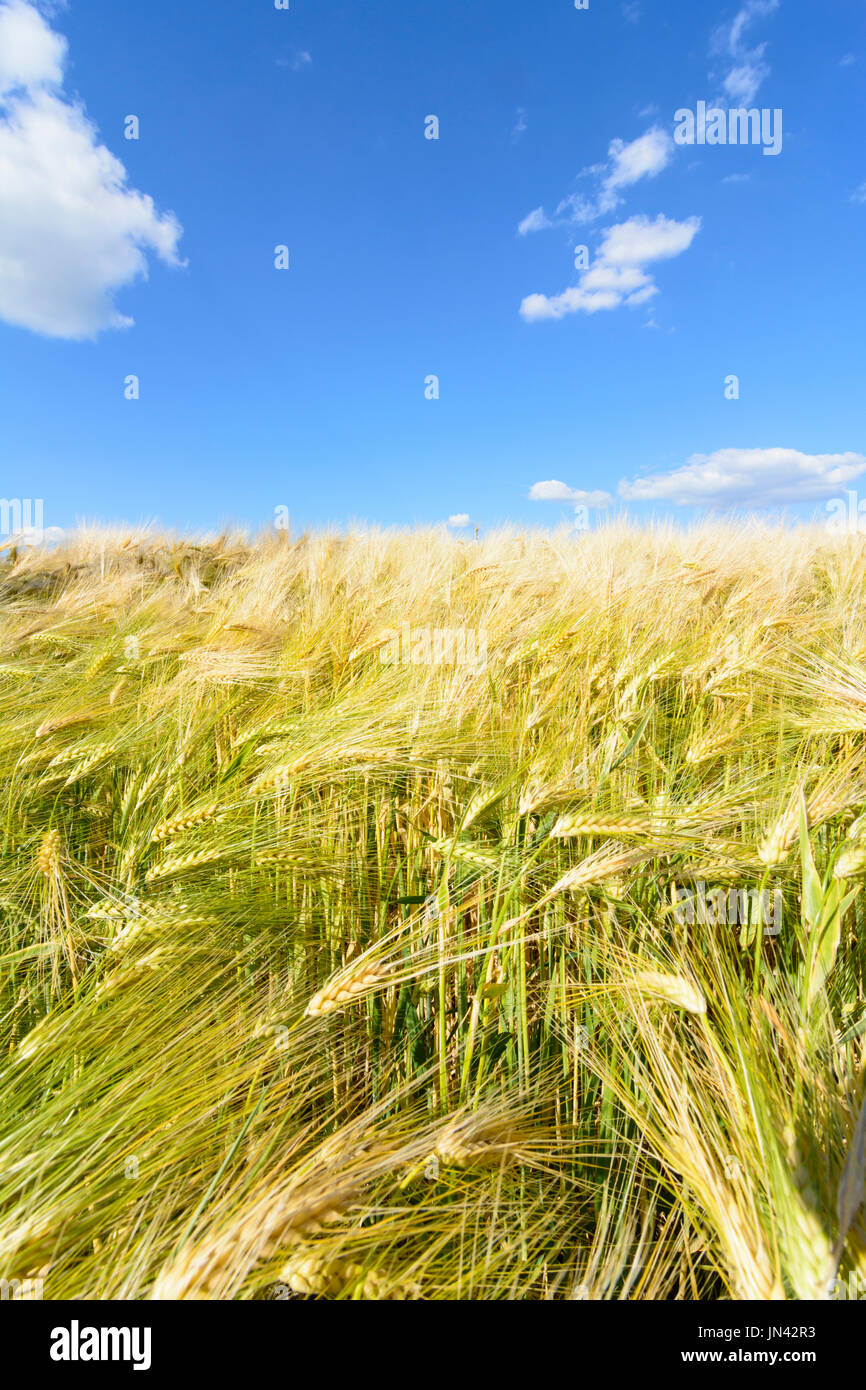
[1,521,865,1302]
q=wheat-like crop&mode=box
[1,521,865,1303]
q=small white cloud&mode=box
[723,58,769,106]
[580,263,651,293]
[0,0,182,340]
[622,2,641,23]
[520,214,700,323]
[709,0,779,107]
[840,54,858,68]
[529,481,613,507]
[603,128,673,197]
[520,288,620,321]
[512,107,527,139]
[518,206,553,237]
[618,448,866,507]
[448,514,470,528]
[599,213,701,265]
[554,191,603,226]
[4,524,65,547]
[851,183,866,206]
[625,284,658,307]
[517,126,673,234]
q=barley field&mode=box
[1,521,865,1301]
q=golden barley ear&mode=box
[36,828,61,878]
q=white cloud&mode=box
[553,191,603,225]
[840,54,858,68]
[723,60,768,106]
[10,524,65,546]
[520,288,619,320]
[604,128,672,196]
[618,448,866,507]
[626,284,658,307]
[579,263,651,293]
[448,514,470,528]
[0,0,183,340]
[520,214,699,322]
[529,481,613,507]
[517,206,553,237]
[518,126,673,233]
[0,0,64,93]
[512,107,527,139]
[710,0,779,107]
[598,213,701,265]
[851,183,866,206]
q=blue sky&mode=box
[0,0,864,536]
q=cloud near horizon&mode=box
[520,213,700,321]
[618,447,866,507]
[0,0,183,339]
[529,481,614,508]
